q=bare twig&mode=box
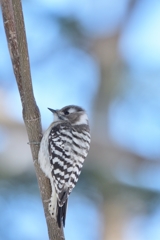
[1,0,65,239]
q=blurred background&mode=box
[0,0,160,239]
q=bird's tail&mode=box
[57,199,68,228]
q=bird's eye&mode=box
[64,110,69,115]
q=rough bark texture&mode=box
[1,0,65,239]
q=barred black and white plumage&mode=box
[38,105,91,228]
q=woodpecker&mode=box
[38,105,91,228]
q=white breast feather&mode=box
[38,126,52,179]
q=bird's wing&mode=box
[48,122,72,204]
[48,122,90,205]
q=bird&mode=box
[38,105,91,228]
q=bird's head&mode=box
[48,105,89,126]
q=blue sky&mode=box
[0,0,160,179]
[119,0,160,69]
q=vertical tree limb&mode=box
[1,0,65,239]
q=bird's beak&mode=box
[48,108,57,114]
[48,107,64,121]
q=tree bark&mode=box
[1,0,65,239]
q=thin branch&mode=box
[1,0,65,239]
